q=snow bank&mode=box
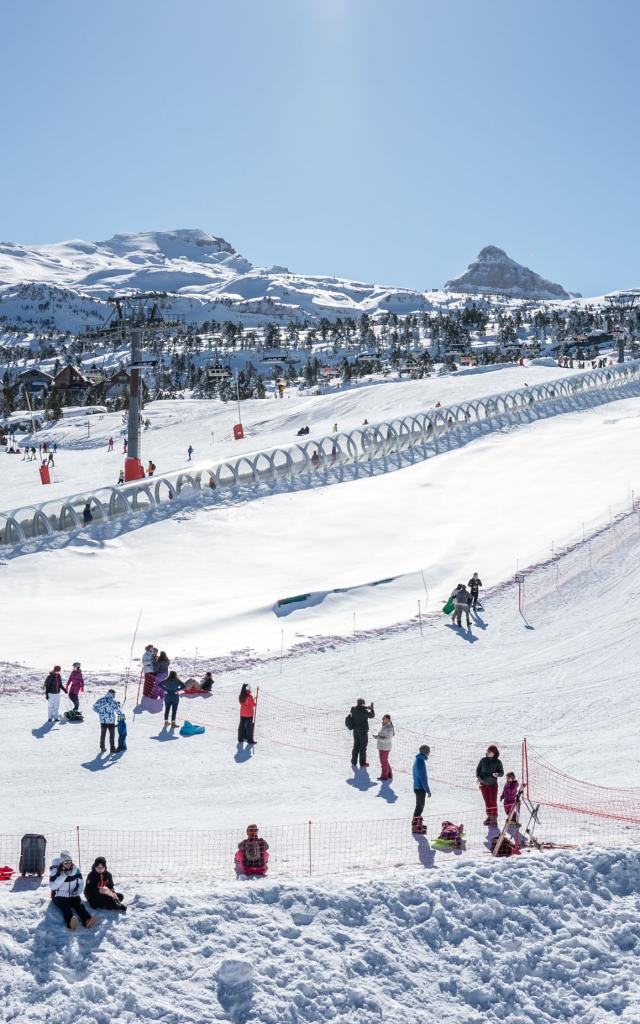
[2,848,639,1023]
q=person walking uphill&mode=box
[66,662,84,711]
[44,666,67,722]
[347,698,375,768]
[160,670,185,727]
[238,684,256,745]
[412,745,432,834]
[49,852,96,930]
[476,744,504,827]
[373,714,395,781]
[93,689,121,754]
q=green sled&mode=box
[442,597,455,615]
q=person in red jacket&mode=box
[67,662,85,711]
[238,684,256,745]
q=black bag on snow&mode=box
[344,714,353,730]
[64,709,84,723]
[19,833,46,876]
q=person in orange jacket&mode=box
[238,684,256,745]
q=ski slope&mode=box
[1,362,581,509]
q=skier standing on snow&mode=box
[476,744,504,827]
[159,670,185,727]
[93,689,121,754]
[467,573,483,609]
[44,666,67,722]
[348,698,375,768]
[373,714,395,781]
[49,851,96,930]
[450,583,471,628]
[237,684,256,745]
[500,771,521,826]
[67,662,85,711]
[412,745,432,833]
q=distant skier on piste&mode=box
[468,572,483,609]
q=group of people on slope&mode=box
[449,573,483,629]
[49,851,126,930]
[142,644,214,727]
[44,664,85,720]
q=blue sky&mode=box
[1,0,638,295]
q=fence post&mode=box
[76,825,81,870]
[253,686,260,735]
[521,738,529,797]
[308,820,312,877]
[417,600,423,636]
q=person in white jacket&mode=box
[49,852,96,930]
[373,715,395,781]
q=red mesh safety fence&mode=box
[169,685,522,793]
[524,743,640,825]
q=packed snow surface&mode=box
[3,849,640,1024]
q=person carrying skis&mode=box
[348,698,375,768]
[412,745,432,833]
[467,573,483,609]
[500,772,521,826]
[450,583,471,628]
[84,856,126,913]
[67,662,85,711]
[476,744,504,827]
[373,714,394,781]
[49,851,96,930]
[159,670,185,727]
[93,689,121,754]
[238,684,256,745]
[44,666,67,722]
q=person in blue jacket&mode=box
[412,745,432,834]
[159,670,185,727]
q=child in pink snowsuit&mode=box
[67,663,85,712]
[500,773,520,822]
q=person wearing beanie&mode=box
[49,851,96,930]
[93,689,121,754]
[412,745,432,834]
[67,662,85,711]
[84,856,126,912]
[44,666,67,722]
[476,744,504,827]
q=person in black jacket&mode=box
[84,856,126,912]
[468,573,483,609]
[159,670,185,727]
[476,744,504,826]
[349,698,375,768]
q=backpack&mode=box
[244,838,261,864]
[344,714,353,730]
[491,834,515,857]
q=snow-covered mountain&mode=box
[444,245,571,300]
[0,228,434,332]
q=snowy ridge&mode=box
[2,849,640,1023]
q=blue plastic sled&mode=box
[180,720,205,737]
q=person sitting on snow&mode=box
[235,825,269,875]
[84,856,126,913]
[49,851,96,930]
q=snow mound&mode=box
[2,849,639,1022]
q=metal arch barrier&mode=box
[2,359,640,549]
